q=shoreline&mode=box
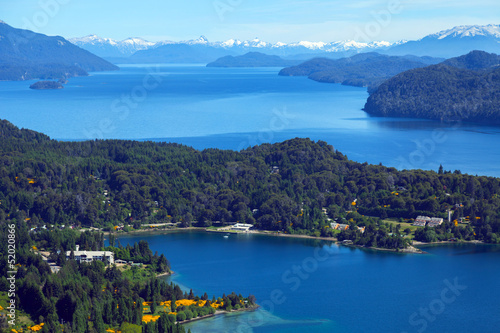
[208,228,339,242]
[156,271,174,278]
[179,305,260,326]
[110,226,492,255]
[349,244,426,254]
[413,239,485,247]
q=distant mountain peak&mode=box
[428,24,500,40]
[121,37,155,46]
[194,35,209,44]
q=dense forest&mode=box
[278,52,442,89]
[0,225,255,332]
[0,119,499,246]
[364,51,500,124]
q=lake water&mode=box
[1,65,500,176]
[115,231,500,333]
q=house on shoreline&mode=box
[66,245,114,264]
[230,223,254,232]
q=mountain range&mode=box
[69,24,500,63]
[69,35,156,58]
[69,35,396,62]
[0,20,118,81]
[386,24,500,58]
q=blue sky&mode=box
[1,0,498,42]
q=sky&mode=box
[0,0,499,43]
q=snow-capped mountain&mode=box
[429,24,500,40]
[69,35,156,58]
[387,24,500,58]
[69,24,500,63]
[69,34,395,60]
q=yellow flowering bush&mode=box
[142,315,160,323]
[28,323,44,332]
[176,299,197,307]
[211,301,223,309]
[144,299,225,313]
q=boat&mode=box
[223,234,229,239]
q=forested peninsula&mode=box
[0,119,499,245]
[364,51,500,124]
[0,226,256,332]
[278,53,442,89]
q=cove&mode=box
[115,231,500,333]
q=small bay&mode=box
[116,231,500,333]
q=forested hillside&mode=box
[1,120,499,243]
[0,21,118,81]
[364,51,500,123]
[278,53,442,89]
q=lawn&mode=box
[381,218,419,238]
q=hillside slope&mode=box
[279,53,443,88]
[0,21,118,80]
[364,51,500,124]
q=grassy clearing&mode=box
[382,219,418,232]
[381,218,420,239]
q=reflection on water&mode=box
[370,116,500,134]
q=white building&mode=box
[66,245,114,264]
[413,216,444,227]
[231,223,254,232]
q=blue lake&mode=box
[115,231,500,333]
[1,65,500,176]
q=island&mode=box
[363,51,500,124]
[207,52,303,67]
[29,80,64,90]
